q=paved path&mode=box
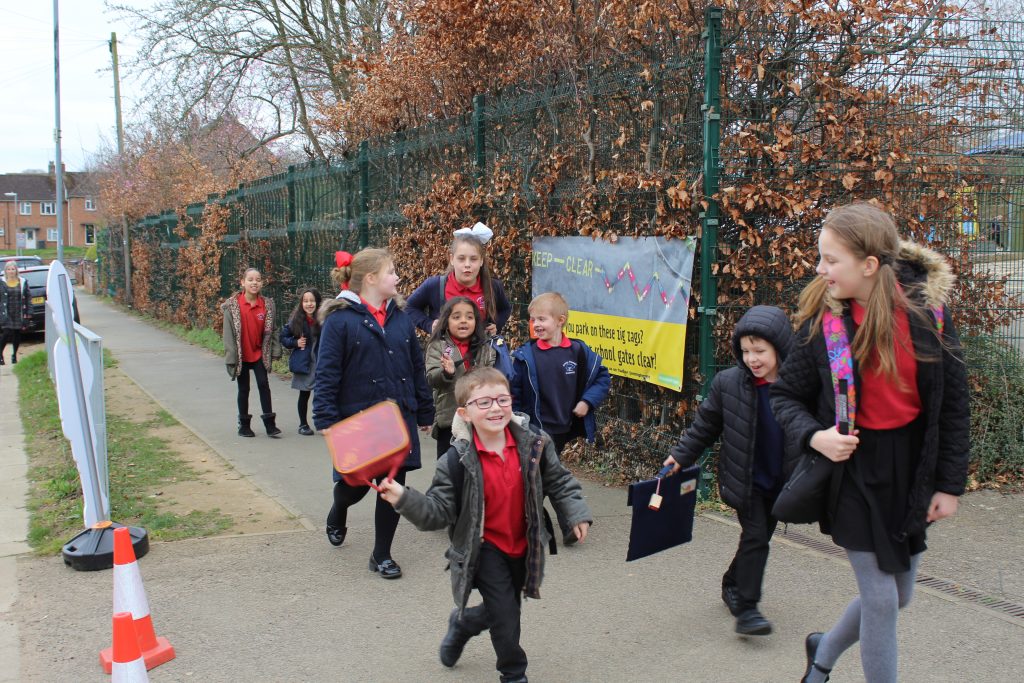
[10,293,1024,682]
[0,365,29,683]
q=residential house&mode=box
[0,162,103,251]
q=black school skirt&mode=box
[830,416,927,574]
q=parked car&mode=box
[0,255,43,269]
[17,265,80,332]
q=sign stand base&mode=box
[61,521,148,572]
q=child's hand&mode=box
[379,478,405,505]
[297,336,307,349]
[572,401,590,417]
[571,522,590,544]
[661,456,681,474]
[440,354,456,375]
[810,426,860,462]
[926,491,959,522]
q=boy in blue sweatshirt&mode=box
[510,292,610,545]
[663,305,795,636]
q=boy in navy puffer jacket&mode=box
[663,305,795,636]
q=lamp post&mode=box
[3,192,16,254]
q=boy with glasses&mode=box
[380,367,592,683]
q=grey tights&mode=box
[806,550,921,683]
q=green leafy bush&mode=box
[962,336,1024,487]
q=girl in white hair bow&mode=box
[406,222,512,336]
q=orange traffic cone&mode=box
[100,528,175,673]
[110,612,149,682]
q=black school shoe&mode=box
[722,584,742,616]
[326,525,346,547]
[369,554,402,579]
[735,608,773,636]
[298,424,314,436]
[439,609,471,667]
[801,632,831,682]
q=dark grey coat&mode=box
[669,305,796,512]
[394,413,592,615]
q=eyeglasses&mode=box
[465,395,513,410]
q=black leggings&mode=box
[326,470,408,560]
[236,360,273,416]
[298,390,311,426]
[0,329,21,359]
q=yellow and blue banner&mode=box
[531,236,696,391]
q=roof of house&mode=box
[0,171,97,201]
[968,131,1024,156]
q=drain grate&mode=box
[777,526,1024,622]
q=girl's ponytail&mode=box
[332,251,353,291]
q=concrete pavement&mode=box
[9,292,1024,681]
[0,365,29,683]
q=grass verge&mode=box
[96,296,294,376]
[14,351,231,554]
[0,246,88,260]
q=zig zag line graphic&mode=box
[601,263,687,306]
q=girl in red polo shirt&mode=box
[405,223,513,336]
[222,267,282,437]
[425,296,497,459]
[772,203,970,683]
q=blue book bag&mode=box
[489,335,515,381]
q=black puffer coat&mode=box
[770,241,970,539]
[669,305,796,512]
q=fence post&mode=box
[697,5,723,496]
[358,141,370,249]
[473,93,487,187]
[699,6,722,394]
[286,164,296,225]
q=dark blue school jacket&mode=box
[280,317,317,375]
[405,274,513,335]
[510,339,611,443]
[313,292,434,473]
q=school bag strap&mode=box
[821,304,945,433]
[822,310,858,433]
[571,339,589,401]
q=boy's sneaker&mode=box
[735,608,773,636]
[721,585,742,616]
[439,609,471,667]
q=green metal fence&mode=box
[100,7,1024,483]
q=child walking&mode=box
[380,367,592,683]
[406,224,513,336]
[662,305,794,636]
[771,203,969,682]
[313,248,434,578]
[510,291,610,545]
[280,287,322,435]
[425,296,497,459]
[0,261,31,365]
[222,267,282,437]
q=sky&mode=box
[0,1,148,174]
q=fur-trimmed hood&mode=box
[317,289,406,323]
[826,239,955,314]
